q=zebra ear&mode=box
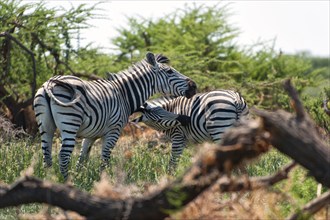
[177,115,190,126]
[146,52,157,67]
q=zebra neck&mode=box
[113,66,156,114]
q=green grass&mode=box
[0,137,324,219]
[242,149,326,216]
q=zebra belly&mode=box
[77,126,106,139]
[182,125,211,144]
[77,118,111,139]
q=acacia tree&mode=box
[111,3,241,90]
[110,3,326,112]
[0,0,102,133]
[1,1,328,135]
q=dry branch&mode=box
[216,162,296,193]
[0,119,271,220]
[30,32,101,81]
[0,32,37,98]
[287,191,330,220]
[283,79,305,120]
[253,79,330,187]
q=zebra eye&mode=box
[166,69,174,74]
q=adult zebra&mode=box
[132,90,249,171]
[33,52,197,180]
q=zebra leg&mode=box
[34,90,56,167]
[76,138,96,169]
[50,100,83,180]
[58,134,77,181]
[169,133,186,173]
[40,130,56,167]
[100,128,122,171]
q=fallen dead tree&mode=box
[253,80,330,187]
[0,118,271,220]
[0,79,329,219]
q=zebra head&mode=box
[146,52,197,99]
[132,102,190,131]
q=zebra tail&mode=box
[45,79,81,107]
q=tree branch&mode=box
[283,79,305,120]
[0,32,37,98]
[287,191,330,220]
[0,119,271,220]
[217,162,296,193]
[31,32,101,81]
[0,176,125,219]
[253,79,330,187]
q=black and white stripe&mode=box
[33,52,197,180]
[135,103,191,130]
[133,90,249,171]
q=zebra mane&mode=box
[106,72,117,81]
[105,54,170,81]
[155,54,170,64]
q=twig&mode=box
[253,80,330,188]
[0,32,37,98]
[287,191,330,220]
[283,79,305,120]
[217,162,296,192]
[31,32,101,81]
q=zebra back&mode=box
[133,90,249,171]
[135,90,249,134]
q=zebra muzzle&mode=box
[185,79,197,98]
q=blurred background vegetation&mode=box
[0,0,328,135]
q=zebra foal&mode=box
[132,90,249,171]
[33,52,197,180]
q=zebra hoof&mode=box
[167,166,177,175]
[99,162,109,172]
[43,162,52,168]
[76,164,82,171]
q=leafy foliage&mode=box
[0,0,99,115]
[1,1,328,132]
[68,48,115,77]
[110,3,327,116]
